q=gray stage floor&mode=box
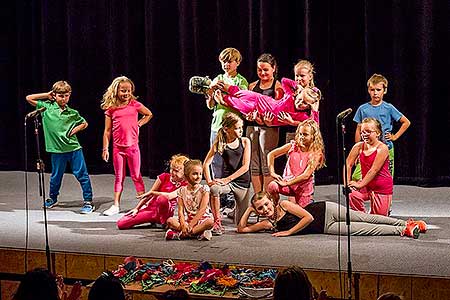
[1,171,449,277]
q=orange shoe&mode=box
[408,219,427,233]
[402,222,420,239]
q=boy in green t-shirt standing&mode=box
[26,81,94,214]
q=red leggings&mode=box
[117,195,172,229]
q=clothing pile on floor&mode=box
[112,256,277,296]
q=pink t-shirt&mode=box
[282,141,314,198]
[105,100,143,147]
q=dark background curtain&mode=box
[2,0,449,186]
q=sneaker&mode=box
[80,202,95,214]
[212,221,224,236]
[165,229,181,240]
[198,229,212,241]
[402,222,420,239]
[44,198,58,209]
[103,205,119,216]
[408,219,427,233]
[189,76,212,95]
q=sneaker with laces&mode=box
[198,229,212,241]
[103,205,119,216]
[408,219,427,233]
[44,198,58,209]
[402,222,420,239]
[80,202,95,214]
[189,76,212,95]
[165,229,181,240]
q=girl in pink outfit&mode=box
[346,117,393,216]
[216,80,321,127]
[267,119,325,207]
[101,76,153,216]
[117,154,189,229]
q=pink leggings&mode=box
[117,195,173,229]
[267,181,312,208]
[112,144,145,193]
[349,189,392,216]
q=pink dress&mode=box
[267,141,314,207]
[223,78,319,126]
[117,173,187,229]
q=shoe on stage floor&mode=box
[80,202,95,214]
[402,222,420,239]
[44,198,58,209]
[103,205,119,216]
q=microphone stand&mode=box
[26,115,52,273]
[337,114,352,300]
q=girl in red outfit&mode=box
[346,117,393,216]
[117,154,189,229]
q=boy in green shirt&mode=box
[26,81,94,214]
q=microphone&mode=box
[25,107,47,119]
[337,108,352,119]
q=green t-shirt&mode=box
[36,100,86,153]
[210,73,248,132]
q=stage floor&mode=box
[1,171,449,278]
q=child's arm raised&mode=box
[214,137,251,185]
[236,206,272,233]
[267,142,291,181]
[26,91,53,107]
[102,116,112,162]
[272,201,313,237]
[137,105,153,128]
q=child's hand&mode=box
[272,230,291,237]
[263,111,275,125]
[271,173,283,181]
[277,111,295,125]
[275,179,290,187]
[214,178,230,185]
[125,208,139,217]
[348,180,362,190]
[244,110,258,122]
[384,131,395,141]
[102,149,109,162]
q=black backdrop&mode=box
[2,1,449,186]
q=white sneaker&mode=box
[103,205,119,216]
[198,229,212,241]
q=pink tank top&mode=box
[360,143,393,194]
[105,100,143,147]
[282,141,314,197]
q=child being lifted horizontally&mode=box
[101,76,153,216]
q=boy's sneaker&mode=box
[402,222,420,239]
[80,202,95,214]
[198,229,212,241]
[44,198,58,209]
[165,229,181,240]
[103,205,119,216]
[408,219,427,233]
[189,76,212,95]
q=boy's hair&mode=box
[294,60,316,88]
[294,119,325,169]
[101,76,136,110]
[52,81,72,94]
[219,47,242,63]
[273,266,314,300]
[214,112,243,154]
[170,154,190,168]
[183,159,202,178]
[257,53,278,78]
[367,73,388,93]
